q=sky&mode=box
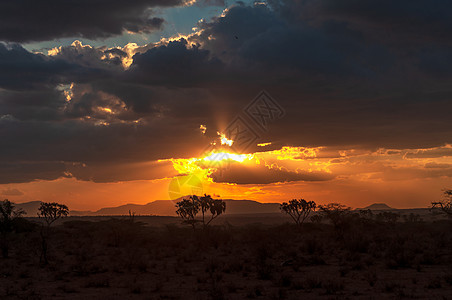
[1,0,452,210]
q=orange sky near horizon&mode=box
[2,144,452,211]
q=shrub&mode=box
[0,199,26,258]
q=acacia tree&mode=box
[318,203,352,233]
[38,202,69,265]
[176,196,200,230]
[175,195,226,230]
[431,189,452,217]
[280,198,316,228]
[0,199,25,258]
[198,194,226,229]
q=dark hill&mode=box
[93,199,280,216]
[362,203,393,210]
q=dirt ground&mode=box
[1,213,451,299]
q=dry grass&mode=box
[0,215,451,299]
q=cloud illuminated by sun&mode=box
[203,151,252,163]
[217,132,233,146]
[200,124,207,135]
[160,150,254,178]
[266,146,322,160]
[257,142,272,147]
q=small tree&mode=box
[318,203,352,233]
[38,202,69,265]
[198,194,226,229]
[431,189,452,217]
[280,198,316,228]
[0,199,25,258]
[176,196,200,230]
[375,211,400,224]
[175,195,226,230]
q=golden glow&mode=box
[200,124,207,135]
[98,107,113,114]
[163,146,329,180]
[218,132,234,146]
[203,152,252,163]
[120,43,140,68]
[56,83,74,102]
[7,145,452,210]
[257,142,272,147]
[266,146,322,160]
[161,150,253,176]
[47,46,61,56]
[183,0,197,6]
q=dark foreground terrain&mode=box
[1,214,451,299]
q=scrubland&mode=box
[1,213,451,299]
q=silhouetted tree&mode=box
[198,194,226,229]
[38,202,69,265]
[280,198,316,228]
[128,210,136,223]
[357,209,375,225]
[318,203,352,233]
[310,214,323,224]
[431,189,452,217]
[0,199,25,258]
[375,211,400,224]
[403,213,422,223]
[175,195,226,230]
[176,196,200,230]
[358,209,374,220]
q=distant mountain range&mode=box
[13,201,42,217]
[13,200,398,217]
[361,203,393,210]
[13,199,282,216]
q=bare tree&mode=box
[280,198,316,228]
[0,199,25,258]
[431,189,452,217]
[38,202,69,264]
[128,210,136,223]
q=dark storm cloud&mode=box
[211,163,334,184]
[0,42,116,92]
[0,117,206,164]
[196,0,225,6]
[128,39,224,87]
[192,3,394,86]
[66,160,178,183]
[49,41,124,71]
[0,43,75,91]
[2,1,452,183]
[0,0,187,43]
[0,109,210,183]
[270,0,452,43]
[0,162,70,184]
[318,0,452,42]
[0,89,66,121]
[0,42,120,122]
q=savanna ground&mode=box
[1,212,451,299]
